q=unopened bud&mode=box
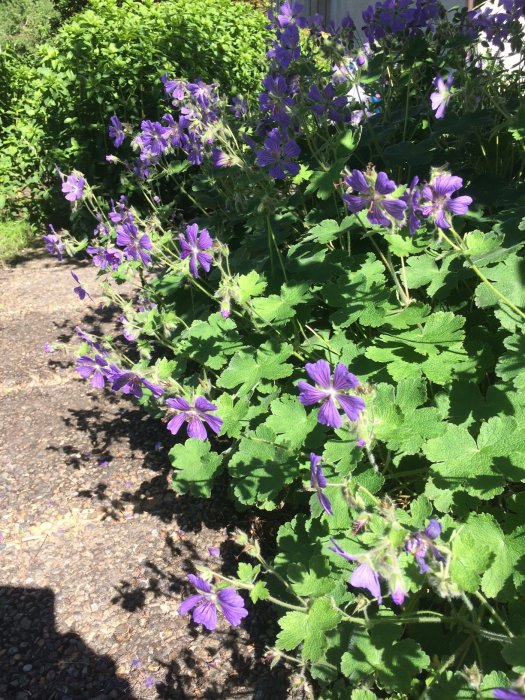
[462,662,482,690]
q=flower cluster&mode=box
[362,0,442,43]
[342,167,472,232]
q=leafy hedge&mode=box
[0,0,267,221]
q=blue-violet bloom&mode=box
[419,174,472,230]
[310,453,333,515]
[256,128,300,179]
[328,539,382,603]
[430,74,453,119]
[76,355,109,389]
[109,366,164,399]
[179,223,213,279]
[166,396,223,441]
[342,169,406,227]
[298,360,365,429]
[179,574,248,631]
[405,519,445,573]
[62,173,85,202]
[71,271,93,301]
[108,115,125,148]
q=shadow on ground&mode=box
[0,586,134,698]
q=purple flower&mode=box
[230,96,248,118]
[144,675,155,690]
[430,74,453,119]
[328,540,382,603]
[309,454,333,515]
[75,326,107,354]
[308,83,347,123]
[87,245,123,271]
[419,174,472,230]
[267,24,301,69]
[165,396,223,441]
[276,2,307,28]
[187,81,216,109]
[162,113,188,150]
[71,272,93,301]
[259,75,294,127]
[115,215,152,266]
[297,360,365,429]
[120,315,137,342]
[391,585,406,605]
[109,366,164,399]
[43,225,63,261]
[76,355,109,389]
[493,691,525,699]
[137,120,170,157]
[256,128,300,180]
[342,169,407,228]
[108,115,125,148]
[208,547,220,557]
[162,76,186,104]
[179,223,213,279]
[211,149,236,168]
[179,575,248,631]
[402,176,423,235]
[43,343,53,353]
[61,173,85,202]
[405,519,445,573]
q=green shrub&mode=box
[0,0,267,223]
[0,217,34,262]
[0,0,58,51]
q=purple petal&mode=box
[347,169,369,193]
[332,364,359,391]
[318,490,333,516]
[166,413,187,436]
[382,198,407,220]
[432,175,463,197]
[192,599,218,630]
[342,194,368,212]
[188,574,212,593]
[185,223,199,245]
[446,195,472,215]
[328,538,357,562]
[309,453,322,487]
[91,371,106,389]
[375,171,396,195]
[195,396,218,412]
[297,381,327,405]
[198,228,213,249]
[435,208,450,230]
[305,359,332,389]
[217,588,248,626]
[424,519,441,540]
[201,413,223,435]
[337,394,365,422]
[197,252,212,272]
[187,416,208,440]
[318,397,343,429]
[350,563,382,603]
[167,397,191,411]
[391,586,405,605]
[179,593,206,616]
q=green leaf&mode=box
[451,513,525,597]
[463,229,505,265]
[341,627,429,692]
[474,253,525,331]
[423,419,514,505]
[372,379,445,459]
[251,283,311,326]
[276,598,341,662]
[169,439,223,498]
[236,271,267,303]
[366,311,468,385]
[217,342,294,395]
[496,332,525,388]
[229,425,296,507]
[250,580,269,603]
[288,555,336,597]
[215,394,250,439]
[305,158,348,200]
[237,562,260,583]
[323,253,395,328]
[264,395,317,450]
[180,312,244,370]
[502,635,525,672]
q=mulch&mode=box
[0,251,304,699]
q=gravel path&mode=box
[0,251,295,699]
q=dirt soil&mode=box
[0,251,303,700]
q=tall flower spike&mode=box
[179,224,213,279]
[298,360,365,429]
[179,574,248,631]
[309,453,333,515]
